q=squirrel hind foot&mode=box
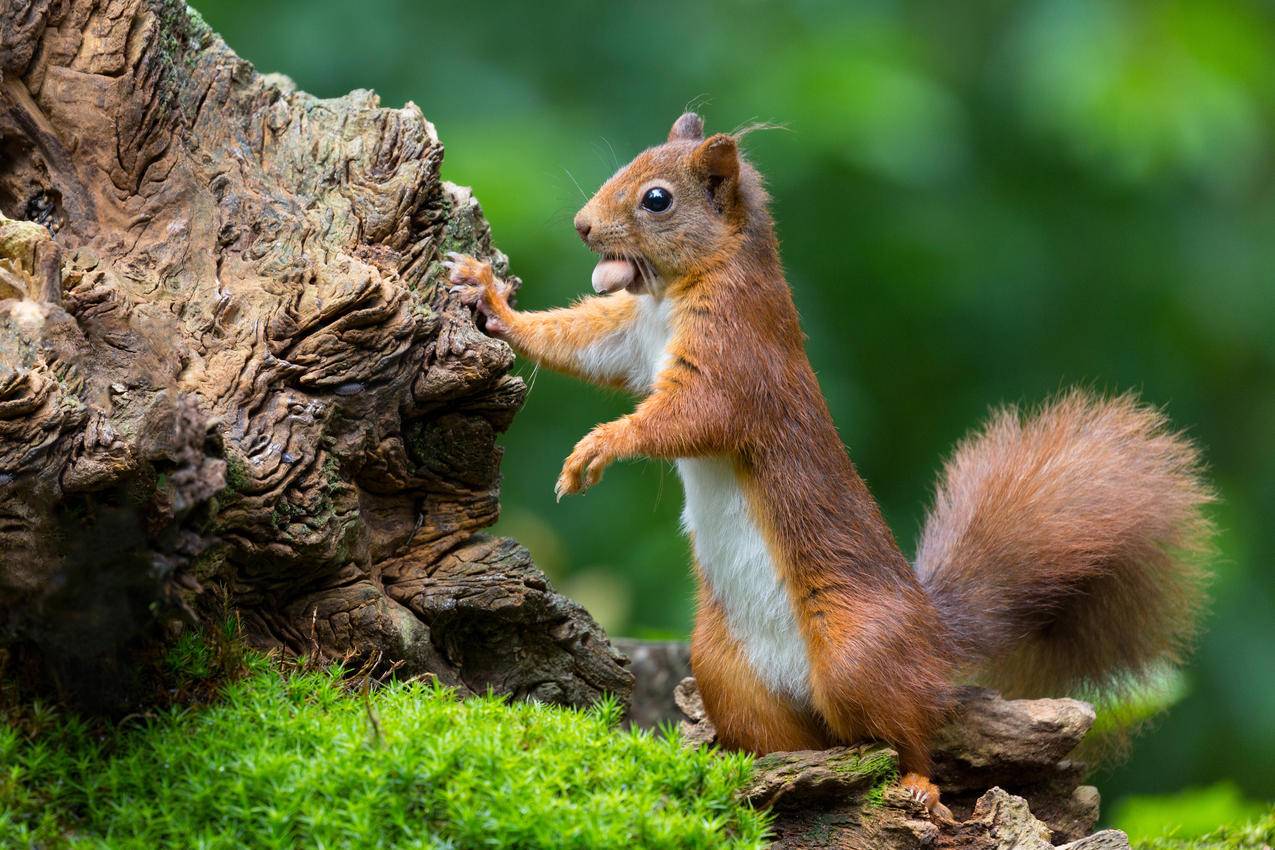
[900,773,955,823]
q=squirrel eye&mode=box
[640,187,673,213]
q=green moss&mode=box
[829,746,897,780]
[269,495,303,529]
[1131,806,1275,850]
[0,663,769,849]
[155,0,212,68]
[1115,784,1273,849]
[222,452,250,494]
[830,746,898,807]
[163,617,249,685]
[434,198,469,255]
[410,299,435,323]
[321,454,342,487]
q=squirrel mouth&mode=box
[591,254,651,294]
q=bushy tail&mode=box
[915,390,1213,698]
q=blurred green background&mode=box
[194,0,1273,835]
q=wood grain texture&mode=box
[0,0,630,711]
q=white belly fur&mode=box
[578,294,673,394]
[679,456,814,703]
[583,293,812,701]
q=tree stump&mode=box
[0,0,630,711]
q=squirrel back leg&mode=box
[803,595,955,820]
[691,585,829,753]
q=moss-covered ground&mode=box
[1130,808,1275,850]
[1,649,768,849]
[4,630,1268,849]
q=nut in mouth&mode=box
[591,252,655,294]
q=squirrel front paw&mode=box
[443,252,513,337]
[555,426,622,500]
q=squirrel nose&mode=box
[574,218,592,243]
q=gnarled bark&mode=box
[0,0,630,711]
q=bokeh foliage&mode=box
[193,0,1274,825]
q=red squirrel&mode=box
[445,112,1212,818]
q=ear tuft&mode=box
[692,133,739,181]
[668,112,705,142]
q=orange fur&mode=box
[448,254,638,390]
[691,576,830,753]
[447,113,1213,817]
[915,390,1213,698]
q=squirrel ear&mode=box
[692,133,739,182]
[668,112,705,142]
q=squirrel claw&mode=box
[449,283,483,308]
[556,430,615,500]
[443,254,510,335]
[554,473,582,501]
[901,774,954,823]
[442,252,494,287]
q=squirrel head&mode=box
[574,112,758,296]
